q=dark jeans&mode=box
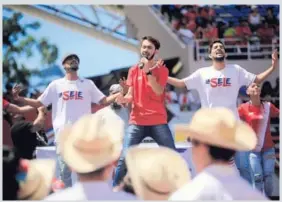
[112,124,176,187]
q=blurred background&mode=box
[2,4,280,198]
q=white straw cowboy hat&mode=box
[18,159,56,200]
[59,109,125,173]
[175,107,257,151]
[125,146,191,200]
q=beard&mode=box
[65,59,79,72]
[141,52,155,61]
[214,55,225,62]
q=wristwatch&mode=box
[146,70,152,76]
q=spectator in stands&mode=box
[223,22,237,40]
[257,21,275,44]
[238,83,279,198]
[236,19,252,44]
[248,6,262,32]
[196,7,209,28]
[170,108,267,200]
[217,21,229,39]
[178,22,195,44]
[46,111,135,200]
[265,7,279,27]
[125,146,191,200]
[203,22,218,43]
[207,6,216,22]
[160,5,174,22]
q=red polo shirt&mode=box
[238,102,279,151]
[127,65,168,125]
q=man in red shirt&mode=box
[113,36,176,189]
[238,83,279,197]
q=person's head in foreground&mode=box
[175,107,257,173]
[58,109,125,182]
[3,145,20,200]
[17,159,56,200]
[125,146,191,200]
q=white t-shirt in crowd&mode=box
[182,64,256,119]
[37,77,105,141]
[45,181,136,200]
[169,164,267,200]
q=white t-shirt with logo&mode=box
[182,65,256,119]
[38,78,105,142]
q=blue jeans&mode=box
[57,152,72,188]
[234,151,252,184]
[112,124,176,187]
[249,148,276,197]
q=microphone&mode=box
[138,52,149,69]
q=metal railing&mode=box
[195,38,280,61]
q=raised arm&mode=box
[6,103,37,114]
[167,77,186,88]
[254,49,278,84]
[12,84,53,108]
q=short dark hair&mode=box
[11,121,37,159]
[208,145,236,162]
[141,36,161,50]
[208,40,225,54]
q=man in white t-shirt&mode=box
[12,53,123,188]
[167,40,278,183]
[167,40,278,120]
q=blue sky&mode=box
[4,6,139,87]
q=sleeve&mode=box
[89,80,106,104]
[238,104,245,121]
[3,99,10,110]
[182,69,201,90]
[270,103,279,118]
[37,82,56,107]
[237,65,256,87]
[126,67,134,87]
[156,66,169,87]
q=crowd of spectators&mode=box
[156,5,279,46]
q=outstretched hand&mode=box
[149,59,166,71]
[12,84,24,100]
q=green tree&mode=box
[3,9,58,94]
